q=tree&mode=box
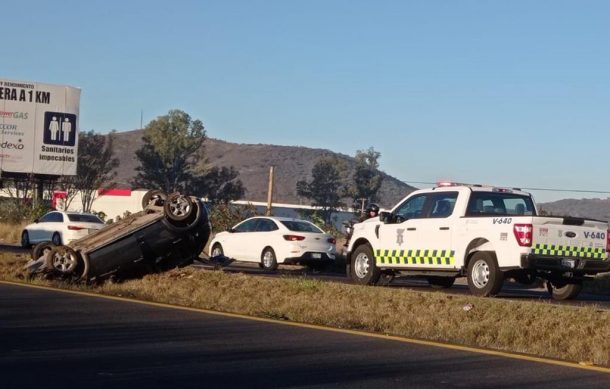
[133,109,245,202]
[296,156,348,224]
[132,110,206,193]
[351,147,384,210]
[61,130,120,212]
[190,166,246,204]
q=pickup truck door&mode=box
[377,192,457,269]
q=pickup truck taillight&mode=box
[513,224,533,247]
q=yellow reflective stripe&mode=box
[532,244,606,260]
[374,249,455,266]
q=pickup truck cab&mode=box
[346,183,610,300]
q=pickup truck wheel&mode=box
[350,244,381,285]
[164,194,194,221]
[547,281,582,300]
[467,252,503,297]
[261,248,278,271]
[428,276,456,289]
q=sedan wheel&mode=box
[211,244,224,258]
[21,231,30,248]
[51,232,62,246]
[261,248,278,271]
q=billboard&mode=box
[0,78,80,176]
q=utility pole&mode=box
[266,166,274,216]
[358,198,367,216]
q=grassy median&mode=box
[1,252,609,368]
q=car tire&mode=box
[44,246,80,274]
[21,230,30,248]
[141,190,167,209]
[428,276,456,289]
[547,281,582,300]
[467,252,503,297]
[164,194,194,222]
[261,247,278,271]
[350,244,381,285]
[51,232,62,246]
[211,243,224,258]
[31,241,55,260]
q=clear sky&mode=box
[4,0,610,202]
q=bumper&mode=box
[284,252,335,265]
[521,254,610,274]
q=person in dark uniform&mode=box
[361,203,380,221]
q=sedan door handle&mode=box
[407,228,416,231]
[439,227,450,231]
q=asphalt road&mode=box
[1,283,608,388]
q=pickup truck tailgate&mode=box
[532,217,607,260]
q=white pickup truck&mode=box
[346,183,610,300]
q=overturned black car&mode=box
[26,191,211,282]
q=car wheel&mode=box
[261,248,278,271]
[44,246,80,274]
[350,244,381,285]
[21,230,30,248]
[428,276,456,289]
[547,280,582,300]
[31,241,55,260]
[141,190,167,209]
[211,243,224,258]
[467,252,503,297]
[51,232,62,246]
[164,194,194,221]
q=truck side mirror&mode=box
[379,211,392,224]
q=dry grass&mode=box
[0,222,28,245]
[1,254,609,367]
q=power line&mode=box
[404,181,610,195]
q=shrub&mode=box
[209,202,257,232]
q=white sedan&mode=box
[21,211,105,247]
[209,216,336,270]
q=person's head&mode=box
[365,203,379,218]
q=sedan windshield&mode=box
[280,220,323,233]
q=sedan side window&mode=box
[234,219,258,233]
[256,219,279,232]
[46,213,64,222]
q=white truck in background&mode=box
[346,182,610,300]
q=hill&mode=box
[110,129,416,208]
[539,198,610,222]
